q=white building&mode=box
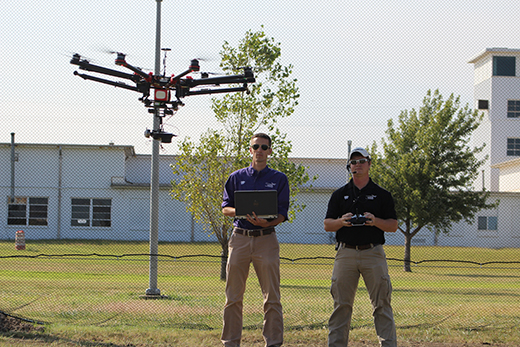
[0,142,344,244]
[1,141,519,248]
[491,157,520,192]
[1,47,520,248]
[468,47,520,192]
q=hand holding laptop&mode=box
[245,211,269,227]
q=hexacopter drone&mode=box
[70,51,255,142]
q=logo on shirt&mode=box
[265,182,276,188]
[344,195,349,200]
[366,195,377,200]
[240,181,246,185]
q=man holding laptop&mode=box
[221,133,290,347]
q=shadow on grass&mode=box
[159,322,214,330]
[444,273,520,279]
[281,284,328,290]
[392,287,520,297]
[244,322,328,331]
[0,330,131,347]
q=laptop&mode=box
[234,190,278,219]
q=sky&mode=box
[2,0,520,158]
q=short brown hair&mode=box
[251,133,271,147]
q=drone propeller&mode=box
[164,53,218,66]
[93,45,126,56]
[193,56,213,62]
[93,47,145,66]
[62,51,98,64]
[97,49,154,73]
[70,47,256,112]
[224,65,264,74]
[104,50,122,55]
[193,71,224,78]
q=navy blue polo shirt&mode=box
[222,165,290,229]
[325,178,397,245]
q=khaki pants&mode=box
[221,231,283,347]
[328,244,397,347]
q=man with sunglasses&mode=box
[221,133,290,347]
[324,147,398,347]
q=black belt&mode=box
[337,242,380,250]
[234,227,275,237]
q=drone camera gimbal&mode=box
[70,52,255,142]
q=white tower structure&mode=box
[469,48,520,192]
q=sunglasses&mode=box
[251,144,270,151]
[349,158,369,165]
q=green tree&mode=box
[370,90,497,272]
[170,28,313,280]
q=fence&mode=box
[1,144,520,341]
[1,241,519,334]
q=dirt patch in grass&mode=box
[0,313,44,333]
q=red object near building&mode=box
[15,230,25,250]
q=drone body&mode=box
[70,52,255,142]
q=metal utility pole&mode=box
[145,0,163,297]
[68,0,254,298]
[10,133,15,203]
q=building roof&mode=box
[0,142,136,157]
[491,156,520,169]
[468,47,520,64]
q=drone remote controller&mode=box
[350,214,370,226]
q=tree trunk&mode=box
[218,226,230,281]
[404,232,412,272]
[220,247,228,281]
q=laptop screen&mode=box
[234,190,278,219]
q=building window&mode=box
[478,216,498,231]
[71,198,112,227]
[507,138,520,156]
[478,100,489,110]
[7,197,48,226]
[493,56,516,76]
[507,100,520,118]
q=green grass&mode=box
[1,240,519,346]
